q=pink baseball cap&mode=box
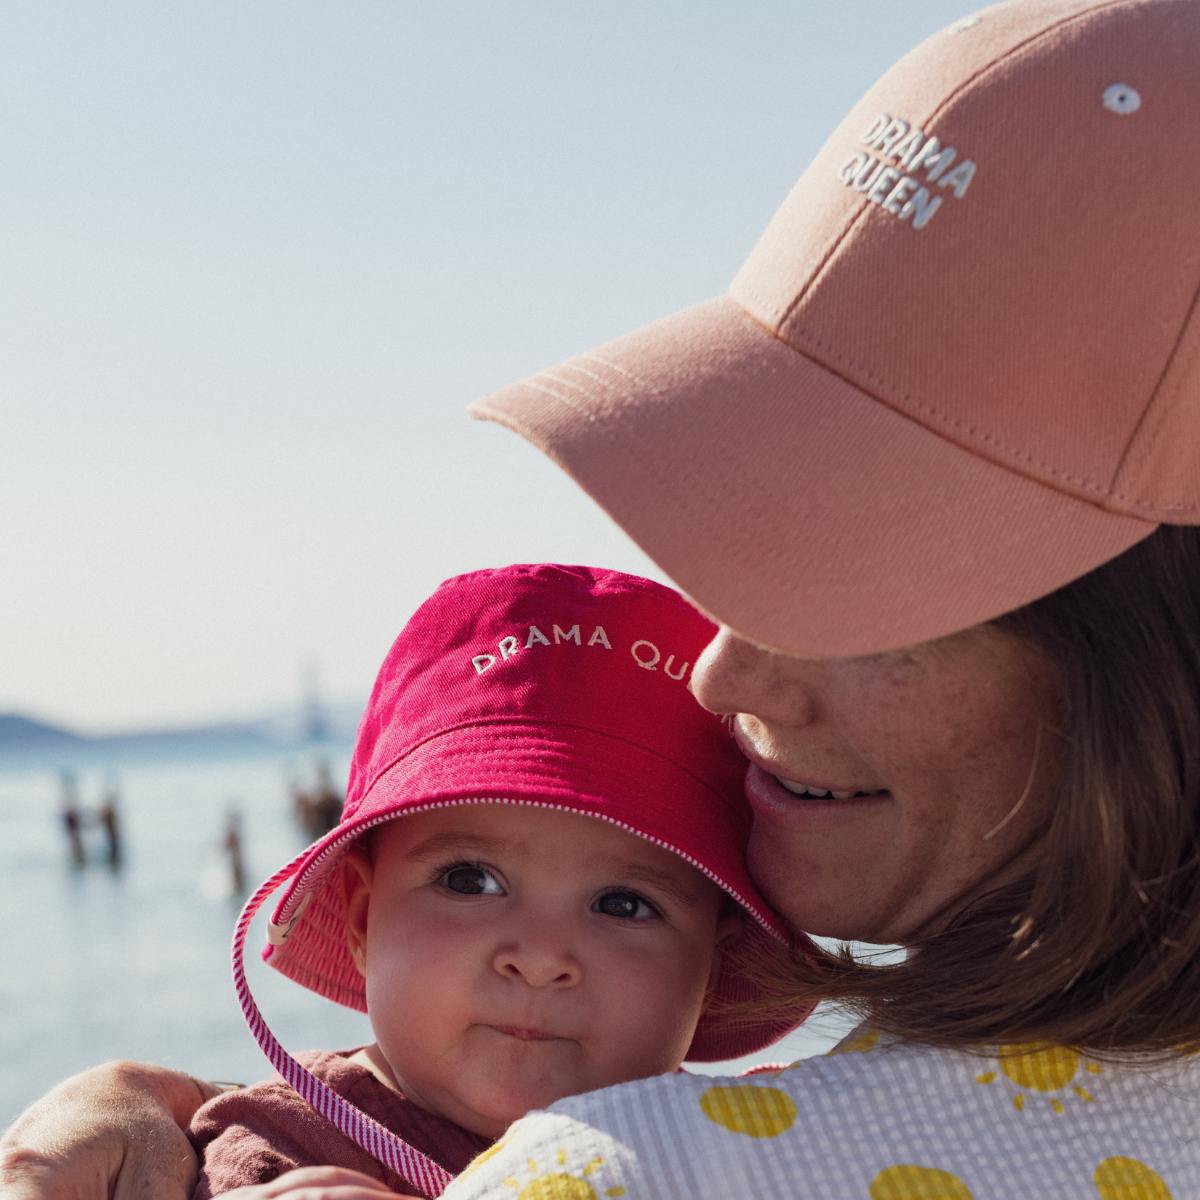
[470,0,1200,657]
[232,564,810,1194]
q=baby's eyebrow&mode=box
[600,859,707,910]
[404,831,504,861]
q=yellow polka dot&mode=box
[833,1028,881,1054]
[870,1163,973,1199]
[459,1138,508,1179]
[515,1175,598,1200]
[998,1044,1080,1092]
[699,1084,798,1138]
[1093,1155,1172,1199]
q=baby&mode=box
[190,563,807,1197]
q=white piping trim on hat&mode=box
[274,795,785,940]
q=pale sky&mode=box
[3,1,976,733]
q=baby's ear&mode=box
[340,844,373,977]
[708,909,744,990]
[715,907,744,945]
[717,908,744,952]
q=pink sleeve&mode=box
[189,1081,347,1198]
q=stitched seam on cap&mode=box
[776,0,1132,334]
[515,359,1153,585]
[775,199,871,334]
[783,325,1107,492]
[542,357,1102,555]
[776,308,1198,513]
[1108,270,1200,510]
[521,365,1015,587]
[735,281,788,327]
[538,364,944,560]
[785,318,1197,512]
[725,303,1112,495]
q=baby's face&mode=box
[342,804,737,1138]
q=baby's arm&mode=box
[190,1083,311,1199]
[190,1077,421,1200]
[205,1165,406,1199]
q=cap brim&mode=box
[470,296,1156,655]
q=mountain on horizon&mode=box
[0,702,363,762]
[0,713,88,746]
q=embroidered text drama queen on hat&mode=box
[471,0,1200,657]
[231,564,810,1196]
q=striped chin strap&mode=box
[231,853,454,1198]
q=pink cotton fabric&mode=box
[189,1049,490,1200]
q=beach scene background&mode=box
[2,733,860,1125]
[5,0,959,1128]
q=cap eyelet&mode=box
[1103,83,1141,115]
[951,14,982,33]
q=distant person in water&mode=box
[291,762,343,840]
[96,777,123,870]
[58,770,85,868]
[222,808,246,896]
[308,761,341,836]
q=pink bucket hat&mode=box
[470,0,1200,657]
[232,564,810,1195]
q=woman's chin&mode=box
[747,837,915,943]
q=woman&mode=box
[5,0,1200,1196]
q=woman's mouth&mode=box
[774,776,887,800]
[724,724,888,801]
[745,764,891,817]
[731,729,888,802]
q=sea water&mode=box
[0,743,850,1126]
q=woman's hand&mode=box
[0,1060,219,1200]
[220,1166,419,1199]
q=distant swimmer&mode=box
[309,761,341,836]
[59,770,85,868]
[291,761,342,839]
[223,808,246,896]
[96,777,124,870]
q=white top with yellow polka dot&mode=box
[441,1028,1200,1199]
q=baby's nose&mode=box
[492,939,583,988]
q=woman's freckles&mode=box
[699,625,1058,944]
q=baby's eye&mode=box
[594,889,659,920]
[439,864,504,896]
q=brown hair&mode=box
[741,524,1200,1055]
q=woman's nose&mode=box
[691,626,818,727]
[492,938,583,989]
